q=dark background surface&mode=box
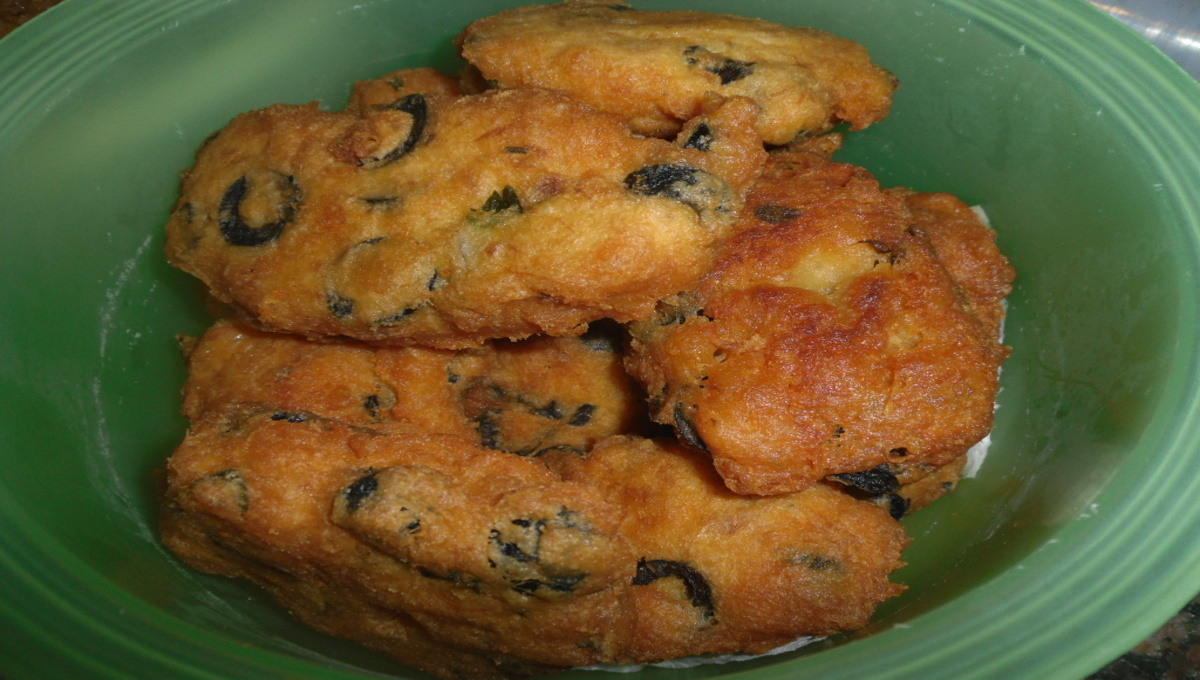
[0,0,1197,678]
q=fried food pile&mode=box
[159,2,1014,678]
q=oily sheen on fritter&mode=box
[165,70,766,349]
[179,319,648,457]
[626,136,1013,496]
[458,0,897,144]
[163,320,911,678]
[158,3,1010,678]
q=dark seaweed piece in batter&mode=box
[708,58,755,85]
[360,196,400,210]
[472,409,505,451]
[327,293,355,318]
[427,270,448,292]
[831,465,910,519]
[531,401,565,420]
[682,123,714,152]
[632,557,716,620]
[872,493,910,521]
[673,402,708,452]
[624,164,734,218]
[342,470,380,513]
[788,553,843,572]
[860,239,904,265]
[193,468,250,515]
[218,173,301,247]
[625,164,702,197]
[487,508,595,597]
[754,204,803,224]
[481,186,523,214]
[568,404,595,427]
[363,394,383,420]
[417,567,483,593]
[490,518,544,565]
[461,380,598,456]
[682,45,755,85]
[831,464,899,495]
[375,305,421,326]
[362,93,428,168]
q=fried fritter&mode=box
[180,319,647,456]
[626,136,1012,495]
[898,190,1014,340]
[163,421,909,677]
[449,321,652,456]
[165,320,911,675]
[457,0,898,144]
[545,436,909,662]
[161,413,638,677]
[158,5,1009,673]
[896,454,967,514]
[166,71,766,348]
[348,66,466,111]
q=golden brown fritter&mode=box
[159,5,1013,674]
[897,190,1015,340]
[896,454,967,514]
[457,0,898,144]
[163,416,909,676]
[169,319,650,675]
[180,319,647,456]
[166,320,911,676]
[161,414,638,677]
[626,137,1011,496]
[165,72,766,348]
[449,321,652,456]
[348,67,466,111]
[545,436,909,662]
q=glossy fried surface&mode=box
[897,454,967,514]
[158,5,1012,674]
[626,138,1013,495]
[458,0,897,144]
[164,320,911,677]
[898,189,1014,340]
[547,436,909,662]
[448,321,652,456]
[180,319,646,456]
[170,320,653,674]
[166,70,765,348]
[162,414,637,677]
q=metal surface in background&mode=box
[1090,0,1200,78]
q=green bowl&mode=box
[2,0,1199,678]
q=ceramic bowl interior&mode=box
[2,1,1199,679]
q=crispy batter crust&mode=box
[159,5,1011,676]
[180,319,647,456]
[547,436,908,661]
[458,0,898,144]
[626,138,1012,495]
[164,321,910,677]
[898,190,1015,340]
[161,415,636,676]
[166,71,765,348]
